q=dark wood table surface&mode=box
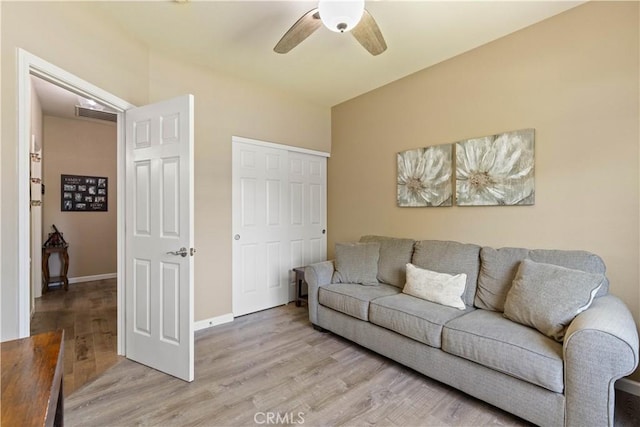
[1,330,65,427]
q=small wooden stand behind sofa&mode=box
[306,236,639,427]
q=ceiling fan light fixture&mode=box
[318,0,365,33]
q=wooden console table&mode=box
[1,330,65,427]
[42,246,69,292]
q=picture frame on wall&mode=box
[61,174,108,212]
[455,129,535,206]
[397,144,453,207]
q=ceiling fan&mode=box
[274,0,387,56]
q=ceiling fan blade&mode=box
[274,8,322,54]
[351,10,387,56]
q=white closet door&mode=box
[232,138,327,316]
[232,142,290,316]
[288,152,327,286]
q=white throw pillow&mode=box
[403,263,467,310]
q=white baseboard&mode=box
[616,378,640,396]
[194,313,234,331]
[68,273,117,284]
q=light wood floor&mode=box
[30,278,119,396]
[64,301,640,426]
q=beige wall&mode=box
[1,1,149,339]
[329,0,640,369]
[147,51,331,320]
[1,2,330,338]
[42,116,117,279]
[30,80,43,152]
[30,75,43,312]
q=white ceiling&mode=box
[33,1,585,116]
[93,0,584,107]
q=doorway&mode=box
[17,49,131,353]
[29,75,120,394]
[18,49,196,383]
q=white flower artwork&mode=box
[455,129,535,206]
[397,144,452,207]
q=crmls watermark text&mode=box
[254,411,305,425]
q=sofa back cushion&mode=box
[476,247,530,312]
[411,240,480,307]
[360,235,415,288]
[476,247,609,312]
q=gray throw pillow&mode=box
[504,259,605,342]
[333,242,380,286]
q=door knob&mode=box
[234,234,240,240]
[167,247,188,257]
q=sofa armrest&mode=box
[563,295,639,427]
[305,261,335,325]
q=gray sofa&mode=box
[305,236,639,426]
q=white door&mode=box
[232,138,327,316]
[288,152,327,276]
[232,142,290,316]
[125,95,194,382]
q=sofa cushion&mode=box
[318,283,400,321]
[403,263,467,310]
[504,259,604,341]
[333,242,380,286]
[475,247,609,312]
[476,247,530,312]
[370,294,473,348]
[360,235,415,288]
[442,310,564,393]
[411,240,480,307]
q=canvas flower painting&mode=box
[397,144,452,207]
[455,129,535,206]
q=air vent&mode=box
[75,106,117,123]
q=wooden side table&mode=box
[1,330,65,427]
[42,246,69,292]
[293,267,308,307]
